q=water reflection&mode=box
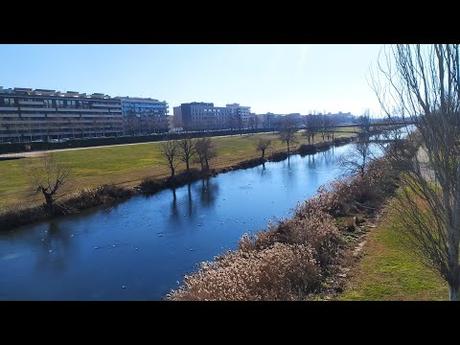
[0,142,385,300]
[36,221,74,272]
[187,183,193,218]
[167,178,219,223]
[306,155,316,169]
[199,177,219,208]
[169,188,180,224]
[259,162,270,177]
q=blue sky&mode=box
[0,44,384,116]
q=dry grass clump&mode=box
[169,194,343,300]
[168,243,321,301]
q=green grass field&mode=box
[0,129,356,211]
[339,199,448,301]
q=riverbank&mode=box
[337,196,447,301]
[167,154,400,301]
[0,130,356,210]
[0,136,355,231]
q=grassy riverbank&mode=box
[0,129,356,211]
[167,157,398,300]
[338,198,448,301]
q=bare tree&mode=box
[371,44,460,300]
[178,138,196,173]
[303,115,316,144]
[279,117,298,155]
[194,137,217,172]
[340,138,373,178]
[30,154,71,212]
[358,109,372,137]
[256,138,271,160]
[319,115,328,141]
[160,140,179,178]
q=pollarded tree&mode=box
[30,154,71,212]
[194,137,217,172]
[303,115,316,144]
[160,140,179,178]
[178,138,196,173]
[279,117,298,155]
[371,44,460,300]
[256,138,271,160]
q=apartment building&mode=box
[173,102,217,130]
[117,97,169,135]
[0,87,123,143]
[173,102,252,131]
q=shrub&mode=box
[298,144,317,155]
[168,243,321,301]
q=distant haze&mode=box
[0,44,385,116]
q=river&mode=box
[0,142,382,300]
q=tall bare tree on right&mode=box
[371,44,460,300]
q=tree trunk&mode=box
[43,191,54,212]
[261,149,265,160]
[186,159,190,172]
[287,142,290,155]
[170,165,175,178]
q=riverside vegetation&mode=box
[0,129,356,231]
[167,152,401,300]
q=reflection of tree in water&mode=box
[169,188,181,224]
[186,183,194,218]
[306,155,317,169]
[282,156,297,189]
[321,147,335,166]
[36,221,74,272]
[199,178,219,208]
[259,162,271,177]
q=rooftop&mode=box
[0,86,113,99]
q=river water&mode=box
[0,142,382,300]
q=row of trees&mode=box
[159,137,217,178]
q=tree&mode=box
[319,115,334,141]
[30,154,71,212]
[303,116,316,144]
[371,44,460,300]
[178,138,196,173]
[358,109,372,138]
[194,137,217,172]
[256,138,271,160]
[279,117,298,154]
[160,140,179,178]
[340,137,373,178]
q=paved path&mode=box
[0,132,274,158]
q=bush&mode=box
[168,243,321,301]
[298,144,317,155]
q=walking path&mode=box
[0,132,272,158]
